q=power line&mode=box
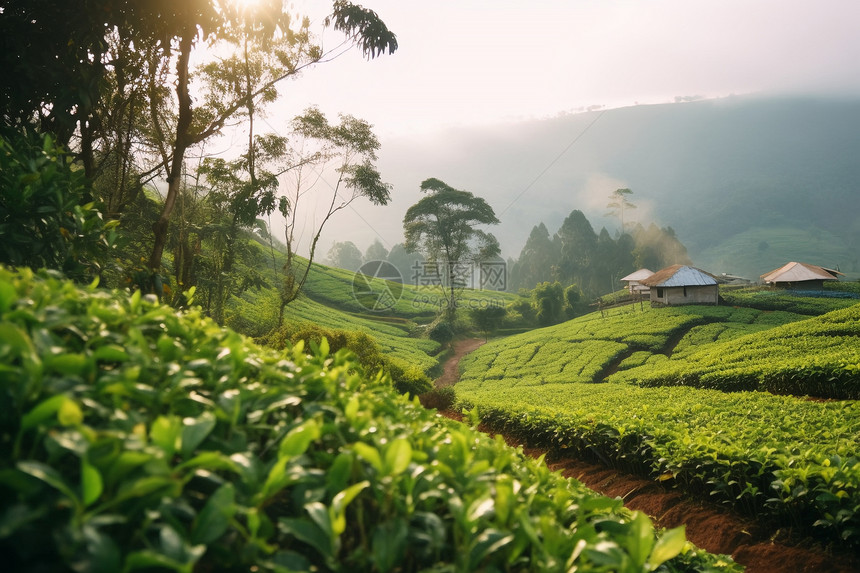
[498,109,605,217]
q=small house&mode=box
[760,262,843,289]
[639,264,719,306]
[620,268,654,295]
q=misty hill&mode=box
[376,95,860,280]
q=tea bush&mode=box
[260,322,433,397]
[0,267,738,572]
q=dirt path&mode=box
[432,345,858,573]
[434,338,485,388]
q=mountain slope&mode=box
[377,95,860,280]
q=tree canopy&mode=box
[403,178,500,312]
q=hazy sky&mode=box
[282,0,860,138]
[254,0,860,260]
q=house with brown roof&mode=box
[760,262,843,289]
[639,264,719,306]
[620,268,654,294]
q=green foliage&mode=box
[607,187,636,231]
[510,210,691,298]
[403,178,500,312]
[533,281,566,326]
[419,387,457,411]
[0,266,737,572]
[292,255,518,319]
[428,320,455,345]
[612,304,860,399]
[0,131,118,282]
[469,304,507,338]
[326,240,364,271]
[457,301,860,548]
[721,287,859,315]
[509,222,559,291]
[458,381,860,550]
[260,322,432,397]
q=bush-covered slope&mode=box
[232,290,440,373]
[456,300,860,548]
[458,304,807,388]
[610,304,860,398]
[0,267,738,572]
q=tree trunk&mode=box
[148,31,194,274]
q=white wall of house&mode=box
[650,285,719,306]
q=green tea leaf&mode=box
[80,524,121,573]
[129,288,142,313]
[21,394,67,430]
[330,480,369,536]
[192,483,236,545]
[81,459,103,506]
[17,460,80,506]
[47,353,88,375]
[279,516,333,562]
[180,413,216,458]
[624,511,655,568]
[0,279,16,313]
[58,397,84,426]
[93,345,129,362]
[648,525,686,569]
[469,529,514,570]
[278,419,320,458]
[372,519,408,573]
[383,439,412,476]
[150,416,181,458]
[353,442,383,473]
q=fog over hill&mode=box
[336,95,860,281]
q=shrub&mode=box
[428,320,454,345]
[419,386,457,411]
[0,266,736,572]
[261,322,433,396]
[0,130,118,282]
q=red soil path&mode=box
[434,339,859,573]
[433,338,486,388]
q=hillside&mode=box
[225,242,518,375]
[458,295,859,397]
[0,267,742,572]
[454,296,860,556]
[376,95,860,280]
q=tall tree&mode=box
[556,209,598,289]
[606,187,637,232]
[403,178,500,313]
[631,223,692,270]
[276,108,392,325]
[365,238,389,262]
[143,1,397,277]
[387,243,420,285]
[327,241,364,270]
[0,0,398,285]
[511,222,559,291]
[0,0,114,144]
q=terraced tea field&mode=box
[456,300,860,555]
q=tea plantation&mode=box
[0,267,738,572]
[456,300,860,550]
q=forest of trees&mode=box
[508,210,691,298]
[0,0,398,326]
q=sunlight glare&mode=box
[232,0,262,11]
